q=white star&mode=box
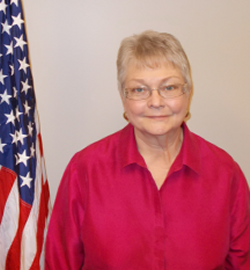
[14,34,27,51]
[20,172,33,188]
[15,106,22,121]
[23,100,31,115]
[0,1,8,14]
[1,20,11,35]
[10,0,19,6]
[0,90,12,104]
[10,64,15,76]
[27,122,33,136]
[5,41,13,55]
[13,86,17,97]
[5,110,15,125]
[30,143,35,157]
[0,138,7,153]
[12,13,24,29]
[16,128,27,145]
[10,131,18,145]
[0,69,7,84]
[14,154,18,165]
[21,79,31,95]
[16,149,30,166]
[18,57,29,73]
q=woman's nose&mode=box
[147,89,165,108]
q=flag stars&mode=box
[0,69,7,84]
[18,57,29,73]
[16,149,30,166]
[15,106,22,121]
[27,122,33,136]
[14,154,18,164]
[16,128,27,145]
[20,172,33,188]
[0,0,49,210]
[5,110,15,125]
[14,34,27,51]
[30,143,35,157]
[0,90,12,104]
[21,79,31,95]
[0,138,7,153]
[10,131,18,145]
[13,86,18,97]
[1,20,11,35]
[12,13,24,29]
[10,65,15,76]
[10,0,19,7]
[0,1,8,14]
[23,100,31,115]
[10,128,28,147]
[5,41,13,55]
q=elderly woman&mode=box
[45,31,250,269]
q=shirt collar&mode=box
[170,122,201,175]
[118,122,202,175]
[118,123,147,168]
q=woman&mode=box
[45,31,250,269]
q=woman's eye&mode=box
[163,85,176,91]
[132,87,145,93]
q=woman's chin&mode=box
[135,124,179,138]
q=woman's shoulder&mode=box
[188,128,236,168]
[69,125,130,166]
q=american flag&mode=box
[0,0,51,269]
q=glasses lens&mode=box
[125,87,150,100]
[159,84,184,98]
[124,83,187,100]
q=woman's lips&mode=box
[146,115,169,120]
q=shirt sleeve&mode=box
[225,162,250,269]
[45,156,85,270]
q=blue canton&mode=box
[0,0,37,205]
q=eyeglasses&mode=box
[123,83,188,101]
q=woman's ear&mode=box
[119,89,126,107]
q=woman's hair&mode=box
[116,30,193,92]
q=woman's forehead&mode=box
[126,59,181,75]
[125,62,184,85]
[127,56,174,70]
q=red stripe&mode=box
[37,133,43,157]
[5,200,31,270]
[0,167,16,224]
[30,179,50,270]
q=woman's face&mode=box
[121,62,192,139]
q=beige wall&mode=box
[22,0,250,203]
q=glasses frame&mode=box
[123,83,188,101]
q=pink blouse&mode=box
[45,123,250,269]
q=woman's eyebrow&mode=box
[128,76,182,85]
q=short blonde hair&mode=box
[116,30,193,92]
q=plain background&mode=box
[22,0,250,203]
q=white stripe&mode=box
[35,108,40,134]
[20,136,42,270]
[39,201,51,270]
[42,156,47,185]
[30,108,51,270]
[39,155,51,270]
[0,178,19,270]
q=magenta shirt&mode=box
[45,123,250,270]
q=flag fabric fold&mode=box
[0,0,51,269]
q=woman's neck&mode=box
[134,127,183,189]
[134,127,183,163]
